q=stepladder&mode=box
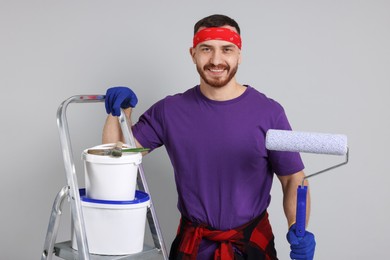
[42,95,168,260]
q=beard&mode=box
[196,62,239,88]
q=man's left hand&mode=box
[286,224,316,260]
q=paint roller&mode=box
[265,129,349,237]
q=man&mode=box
[103,14,315,260]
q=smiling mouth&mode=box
[206,65,228,75]
[209,68,225,73]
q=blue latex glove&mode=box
[105,87,138,116]
[286,224,316,260]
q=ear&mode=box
[238,49,242,65]
[189,47,196,64]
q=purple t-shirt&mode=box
[133,85,304,231]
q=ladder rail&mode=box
[42,186,69,260]
[56,95,105,259]
[119,110,169,259]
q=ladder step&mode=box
[54,241,164,260]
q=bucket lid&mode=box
[82,143,142,165]
[79,189,149,204]
[79,189,150,209]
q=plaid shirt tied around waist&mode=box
[170,211,278,260]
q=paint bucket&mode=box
[82,143,142,201]
[72,189,150,255]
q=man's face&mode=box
[190,26,242,88]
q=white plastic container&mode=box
[72,189,150,255]
[82,143,142,201]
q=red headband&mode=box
[193,27,242,49]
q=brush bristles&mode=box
[111,149,122,157]
[111,141,124,157]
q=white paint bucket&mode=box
[82,143,142,201]
[72,189,150,255]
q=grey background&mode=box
[1,0,389,259]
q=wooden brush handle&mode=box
[114,141,123,149]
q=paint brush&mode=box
[87,141,150,157]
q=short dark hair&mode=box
[194,14,241,35]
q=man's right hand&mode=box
[105,86,138,116]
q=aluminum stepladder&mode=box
[42,95,168,260]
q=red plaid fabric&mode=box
[169,211,278,260]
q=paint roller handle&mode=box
[296,185,308,237]
[287,187,316,260]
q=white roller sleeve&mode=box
[265,129,348,155]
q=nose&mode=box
[209,49,223,65]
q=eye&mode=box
[223,47,233,53]
[201,47,211,52]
